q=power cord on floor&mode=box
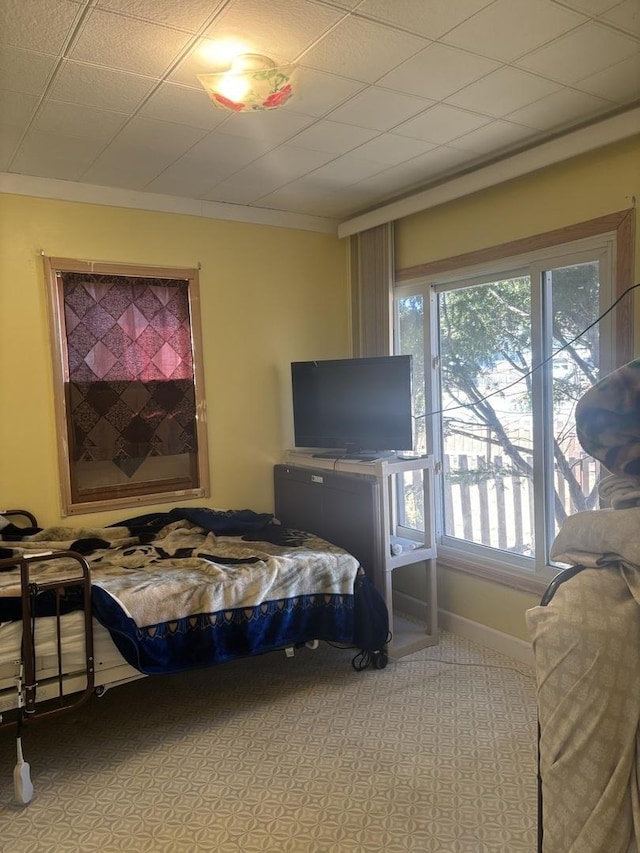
[350,631,393,670]
[393,655,535,679]
[315,634,533,677]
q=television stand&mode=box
[275,451,438,658]
[343,450,397,462]
[310,449,398,462]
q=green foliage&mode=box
[398,263,602,523]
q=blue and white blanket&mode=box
[0,508,389,674]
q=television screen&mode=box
[291,355,413,458]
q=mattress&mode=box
[0,614,142,714]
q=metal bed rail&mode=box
[0,548,95,727]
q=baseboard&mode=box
[439,609,534,666]
[393,590,534,666]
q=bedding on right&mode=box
[527,357,640,853]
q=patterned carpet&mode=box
[0,632,537,853]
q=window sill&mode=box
[436,548,553,596]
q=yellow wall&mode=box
[0,194,349,526]
[394,135,640,641]
[396,135,640,272]
[2,137,638,642]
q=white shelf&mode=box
[390,611,439,659]
[284,449,431,478]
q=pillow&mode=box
[576,358,640,477]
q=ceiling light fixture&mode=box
[197,54,295,113]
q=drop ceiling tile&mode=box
[447,66,560,116]
[202,0,345,63]
[355,0,496,40]
[0,0,81,54]
[449,118,539,153]
[201,146,336,203]
[145,135,290,195]
[81,115,210,189]
[555,0,622,13]
[394,103,492,144]
[599,0,640,36]
[248,145,337,178]
[68,8,192,76]
[378,43,500,101]
[48,60,157,112]
[309,0,363,10]
[168,37,233,87]
[168,38,222,86]
[10,129,107,181]
[143,162,225,198]
[0,89,39,129]
[442,0,587,61]
[194,175,266,206]
[326,86,433,131]
[32,100,129,141]
[255,178,373,218]
[95,0,222,33]
[139,82,228,130]
[399,144,480,181]
[506,87,616,129]
[109,115,208,155]
[185,132,274,170]
[516,22,640,83]
[301,16,428,83]
[0,45,57,96]
[289,119,380,154]
[307,151,392,183]
[350,133,436,166]
[364,151,449,188]
[217,110,315,146]
[82,144,182,189]
[576,53,640,102]
[0,125,23,170]
[282,68,366,118]
[353,145,475,194]
[347,155,436,199]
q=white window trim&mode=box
[395,232,620,591]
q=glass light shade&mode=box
[197,54,295,113]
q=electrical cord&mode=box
[314,636,532,676]
[414,280,640,419]
[393,654,534,678]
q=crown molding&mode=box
[337,105,640,238]
[0,172,339,234]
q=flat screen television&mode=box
[291,355,413,459]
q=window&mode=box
[394,212,633,588]
[44,258,209,515]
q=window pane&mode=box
[397,294,425,533]
[547,261,601,540]
[397,295,426,453]
[438,277,534,556]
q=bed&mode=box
[0,506,389,802]
[527,358,640,853]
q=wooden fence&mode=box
[440,452,598,554]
